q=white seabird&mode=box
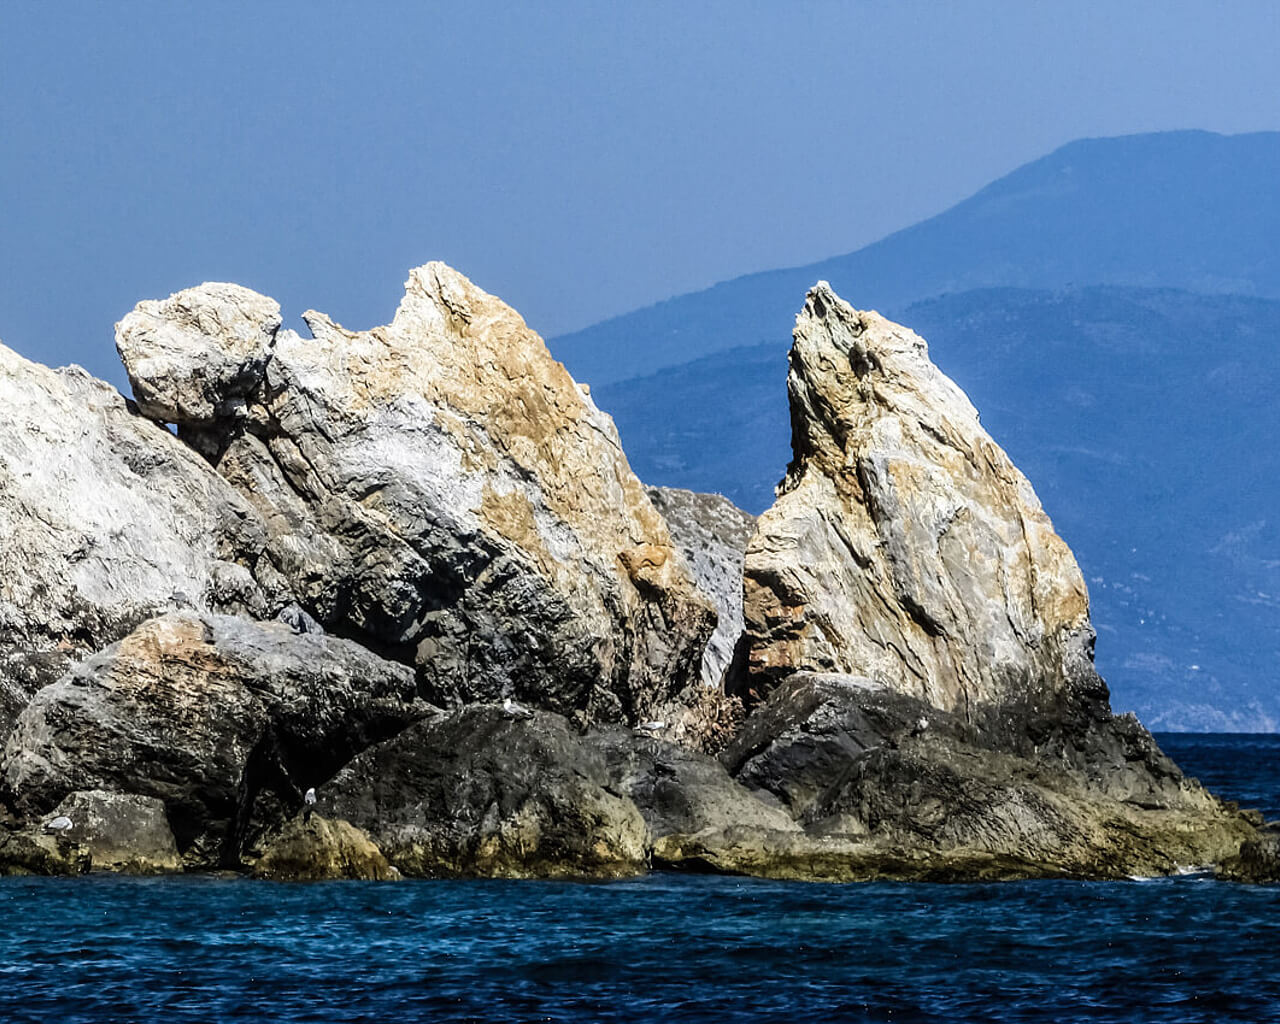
[44,816,73,835]
[635,721,666,734]
[502,697,534,720]
[911,715,929,736]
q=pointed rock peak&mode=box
[741,282,1093,716]
[115,282,281,426]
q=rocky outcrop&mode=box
[116,266,716,725]
[738,283,1093,714]
[1215,824,1280,883]
[710,674,1252,880]
[646,486,755,688]
[115,284,281,426]
[251,816,399,881]
[588,727,799,844]
[2,611,426,867]
[325,706,648,879]
[0,342,290,742]
[47,790,181,873]
[0,828,90,876]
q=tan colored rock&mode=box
[117,264,716,724]
[741,283,1093,713]
[251,816,399,881]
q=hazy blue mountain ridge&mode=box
[554,130,1280,387]
[552,131,1280,731]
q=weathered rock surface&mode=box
[739,283,1093,714]
[2,611,426,867]
[117,266,716,724]
[712,674,1253,880]
[0,340,289,741]
[115,284,281,426]
[326,706,648,878]
[1215,823,1280,883]
[0,828,90,876]
[251,816,399,881]
[646,486,755,688]
[588,727,799,842]
[48,790,181,873]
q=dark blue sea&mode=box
[3,735,1279,1024]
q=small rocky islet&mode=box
[0,263,1273,882]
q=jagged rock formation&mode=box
[704,674,1251,880]
[647,486,754,688]
[739,283,1094,714]
[116,265,715,724]
[0,270,1267,885]
[325,706,649,878]
[0,341,290,742]
[2,611,425,867]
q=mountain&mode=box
[552,130,1280,387]
[551,131,1280,731]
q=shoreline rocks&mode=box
[0,267,1268,884]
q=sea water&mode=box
[2,735,1278,1024]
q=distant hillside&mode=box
[552,130,1280,387]
[593,286,1280,732]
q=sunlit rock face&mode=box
[739,282,1094,716]
[0,342,290,741]
[116,264,716,724]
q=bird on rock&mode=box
[44,816,73,836]
[635,721,666,734]
[502,697,534,720]
[303,787,317,823]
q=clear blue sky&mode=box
[2,1,1278,383]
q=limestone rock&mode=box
[0,341,289,741]
[48,790,181,873]
[2,611,426,867]
[325,705,648,879]
[646,486,755,688]
[119,264,716,725]
[115,283,281,426]
[251,816,399,881]
[739,283,1093,713]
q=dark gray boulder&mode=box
[325,705,648,878]
[2,611,427,868]
[48,790,181,873]
[714,673,1254,880]
[0,341,292,745]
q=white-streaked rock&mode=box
[120,263,717,724]
[0,342,290,740]
[646,486,755,688]
[115,283,281,426]
[740,283,1093,714]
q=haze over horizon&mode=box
[3,1,1280,382]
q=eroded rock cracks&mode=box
[0,268,1266,881]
